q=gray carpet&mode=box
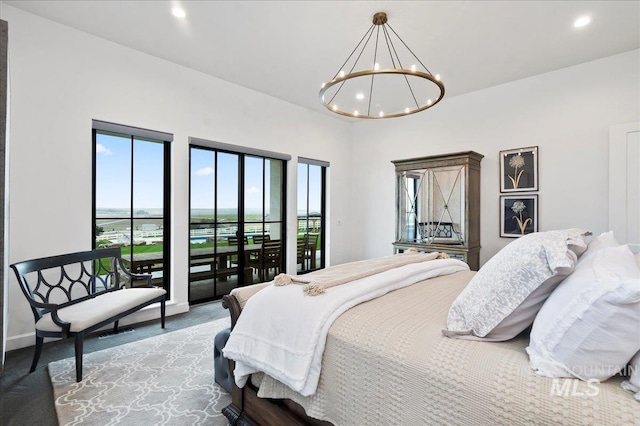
[48,317,231,426]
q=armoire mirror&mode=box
[393,151,483,270]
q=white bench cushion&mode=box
[36,288,166,333]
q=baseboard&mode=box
[5,300,189,352]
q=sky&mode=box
[96,133,322,214]
[95,133,164,211]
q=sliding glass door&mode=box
[190,146,286,303]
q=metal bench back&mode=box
[11,248,126,321]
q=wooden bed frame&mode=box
[221,294,332,426]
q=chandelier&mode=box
[319,12,445,119]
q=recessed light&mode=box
[356,93,365,100]
[172,7,186,18]
[574,15,591,28]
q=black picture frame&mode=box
[500,195,538,238]
[499,146,538,192]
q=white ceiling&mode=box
[5,1,640,120]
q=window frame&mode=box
[297,157,328,273]
[92,121,172,296]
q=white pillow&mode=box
[443,229,587,341]
[527,244,640,381]
[580,231,619,263]
[621,351,640,401]
[637,252,640,269]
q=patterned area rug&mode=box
[48,317,231,426]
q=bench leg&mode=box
[74,334,84,382]
[161,298,166,329]
[29,335,43,373]
[113,320,119,334]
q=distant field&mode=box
[191,213,265,223]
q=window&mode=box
[92,120,171,295]
[189,140,288,303]
[297,158,328,273]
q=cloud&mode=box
[96,143,112,155]
[195,167,214,176]
[247,186,260,194]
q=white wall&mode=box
[2,6,354,350]
[350,50,640,264]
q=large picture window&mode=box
[92,121,171,295]
[297,158,327,273]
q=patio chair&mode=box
[226,235,248,268]
[250,240,281,281]
[251,234,271,244]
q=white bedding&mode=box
[250,270,639,425]
[222,258,469,396]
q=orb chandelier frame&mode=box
[319,12,445,119]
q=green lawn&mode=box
[97,233,320,261]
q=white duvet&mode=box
[223,258,469,396]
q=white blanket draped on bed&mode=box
[223,257,469,396]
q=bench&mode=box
[11,247,167,382]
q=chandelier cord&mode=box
[330,24,375,81]
[383,24,420,109]
[367,25,381,116]
[386,23,434,76]
[381,25,397,69]
[327,24,376,106]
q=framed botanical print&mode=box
[500,146,538,192]
[500,195,538,238]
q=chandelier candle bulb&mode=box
[319,11,445,119]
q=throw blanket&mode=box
[223,254,469,396]
[274,251,449,296]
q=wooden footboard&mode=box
[221,294,332,426]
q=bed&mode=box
[220,234,639,426]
